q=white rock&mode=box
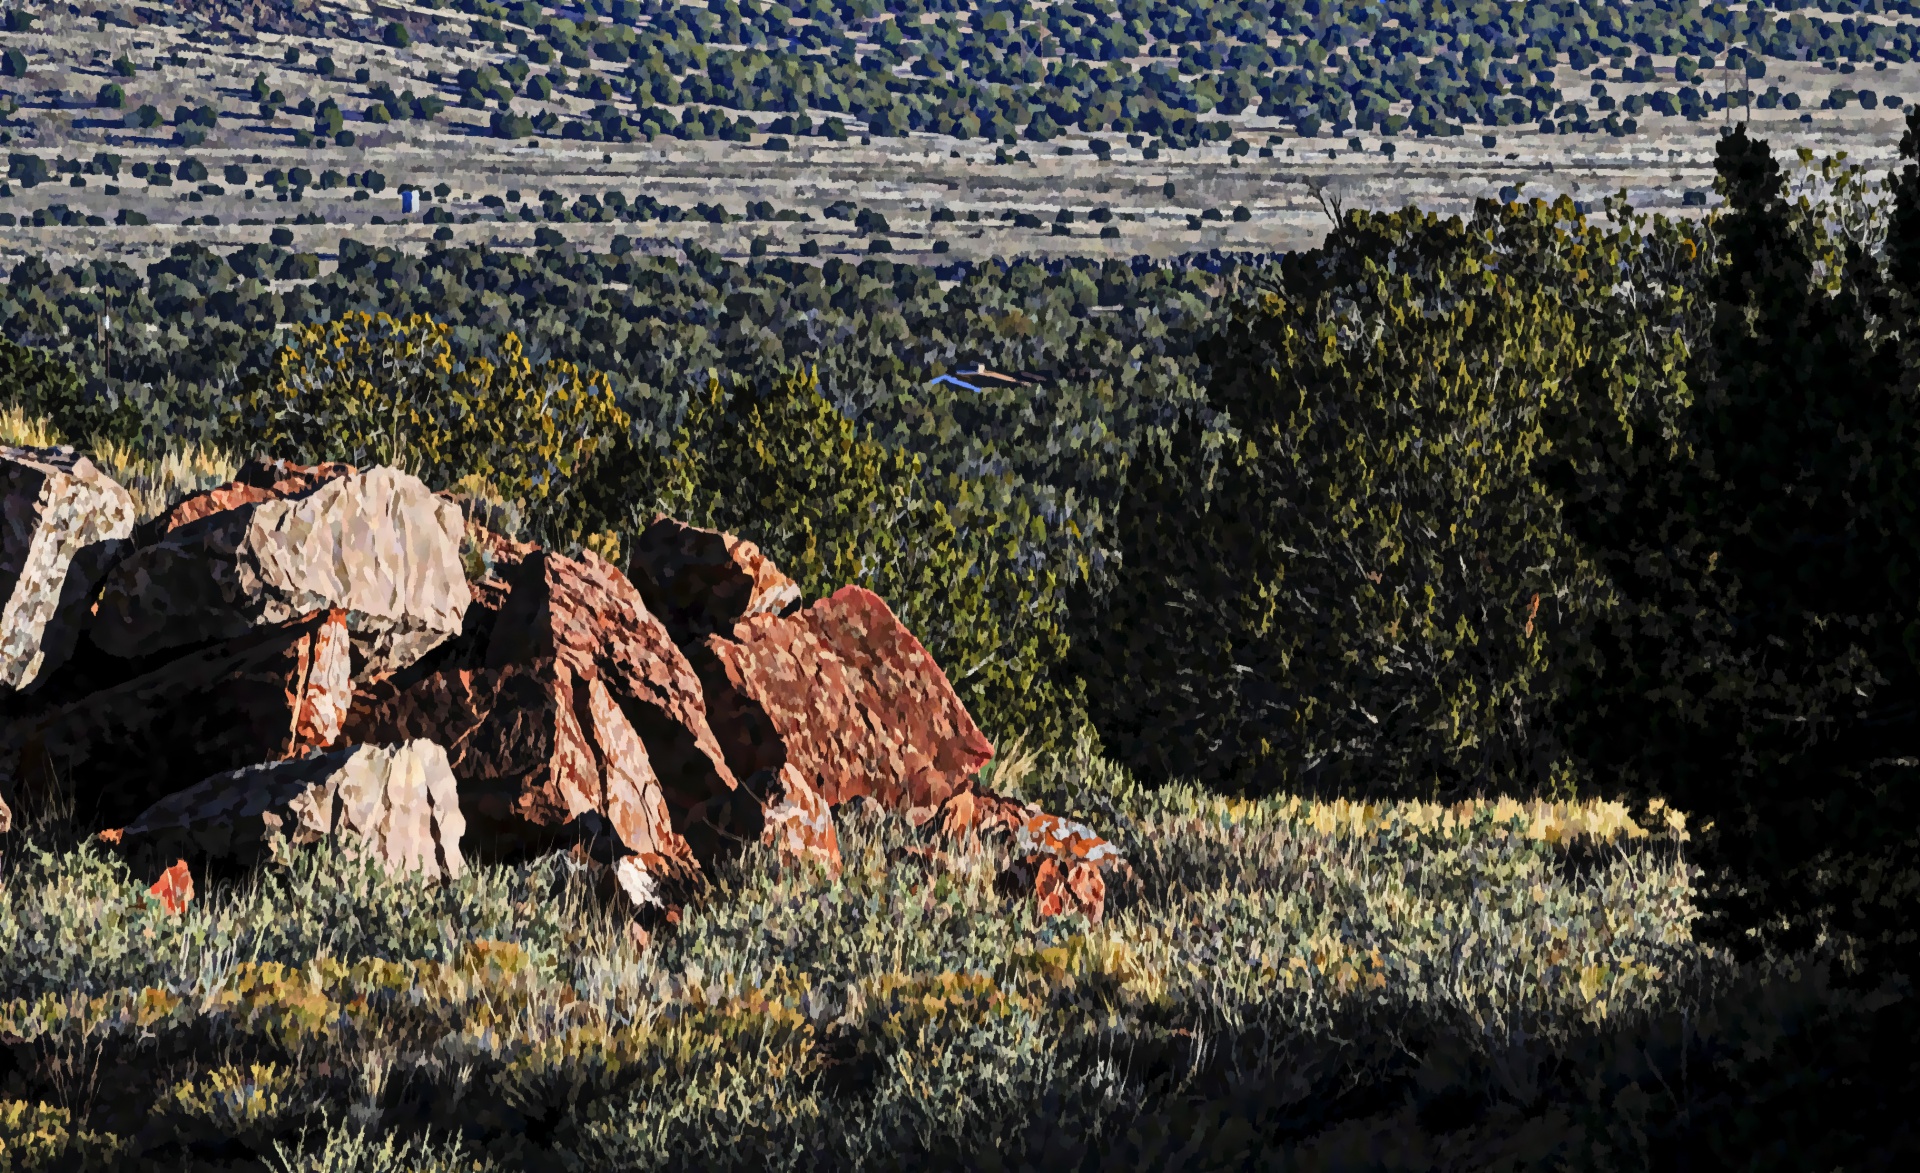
[118,739,467,880]
[0,445,135,692]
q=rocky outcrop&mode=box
[346,550,742,901]
[137,458,354,542]
[2,610,351,827]
[0,455,1126,931]
[696,585,994,826]
[0,445,136,693]
[115,740,465,881]
[92,466,466,679]
[628,516,801,642]
[935,789,1130,923]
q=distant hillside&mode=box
[1,0,1916,161]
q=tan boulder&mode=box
[115,740,465,881]
[627,515,801,643]
[137,457,355,542]
[2,609,351,829]
[91,466,466,679]
[695,584,994,826]
[0,445,136,692]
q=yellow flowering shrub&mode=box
[235,312,628,515]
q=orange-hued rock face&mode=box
[695,585,995,826]
[147,859,193,916]
[1032,857,1107,922]
[486,548,741,817]
[346,548,740,901]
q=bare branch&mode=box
[1304,175,1347,226]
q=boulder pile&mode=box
[0,447,1128,924]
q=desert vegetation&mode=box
[1,0,1915,151]
[0,750,1726,1170]
[4,95,1920,1167]
[2,0,1920,263]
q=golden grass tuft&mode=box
[0,404,241,522]
[87,437,240,523]
[979,733,1038,797]
[0,404,63,450]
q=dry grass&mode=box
[0,407,237,521]
[0,742,1768,1169]
[0,403,62,450]
[86,436,241,522]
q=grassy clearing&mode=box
[0,746,1754,1171]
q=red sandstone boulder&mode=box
[345,549,744,902]
[694,585,994,826]
[627,516,801,643]
[487,549,741,817]
[0,609,352,829]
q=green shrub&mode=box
[0,336,138,445]
[1076,196,1701,799]
[1556,124,1920,966]
[234,312,628,523]
[633,370,1081,750]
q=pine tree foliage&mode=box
[1077,195,1703,801]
